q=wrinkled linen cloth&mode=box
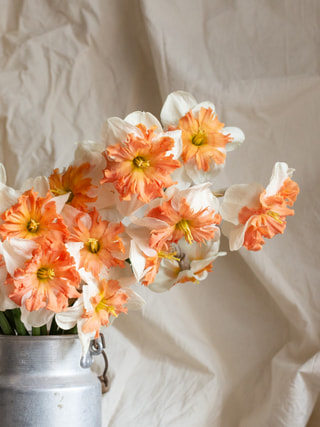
[1,1,319,426]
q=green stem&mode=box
[40,324,48,335]
[32,327,40,336]
[4,310,15,327]
[12,309,29,336]
[49,317,60,335]
[0,312,15,335]
[32,325,48,335]
[63,324,78,335]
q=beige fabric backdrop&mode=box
[1,1,319,426]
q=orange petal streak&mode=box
[6,239,81,312]
[101,124,181,203]
[49,163,97,211]
[148,198,221,250]
[70,209,125,278]
[178,107,231,171]
[0,189,69,243]
[82,279,128,338]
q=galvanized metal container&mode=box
[0,335,102,427]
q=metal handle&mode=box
[80,333,109,394]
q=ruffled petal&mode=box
[221,183,264,225]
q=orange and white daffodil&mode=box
[3,238,80,327]
[0,189,69,243]
[6,238,81,313]
[70,209,126,279]
[55,266,144,355]
[0,237,38,311]
[148,238,226,292]
[100,112,182,205]
[0,163,55,213]
[160,91,245,186]
[49,162,97,212]
[133,183,221,251]
[220,162,299,251]
[81,278,128,338]
[126,223,160,285]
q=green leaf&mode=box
[12,309,29,336]
[0,312,15,335]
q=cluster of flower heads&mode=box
[0,91,299,355]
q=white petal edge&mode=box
[223,127,245,152]
[265,162,294,197]
[125,111,163,132]
[160,90,197,129]
[0,163,7,184]
[101,117,140,147]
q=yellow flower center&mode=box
[158,250,180,261]
[87,237,100,254]
[27,218,40,233]
[266,210,283,224]
[37,267,55,281]
[191,129,207,146]
[176,219,193,244]
[133,156,150,169]
[96,298,118,317]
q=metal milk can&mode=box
[0,335,102,427]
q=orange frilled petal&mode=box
[280,178,300,206]
[6,238,81,312]
[178,107,231,171]
[239,176,299,251]
[101,124,181,204]
[0,189,69,243]
[70,209,125,279]
[49,163,97,211]
[148,197,221,250]
[81,279,128,338]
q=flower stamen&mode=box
[176,220,193,244]
[266,210,283,224]
[133,156,150,169]
[37,267,55,281]
[158,250,180,261]
[87,237,100,254]
[191,129,207,146]
[27,219,40,233]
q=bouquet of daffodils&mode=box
[0,91,299,357]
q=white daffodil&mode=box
[149,237,225,293]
